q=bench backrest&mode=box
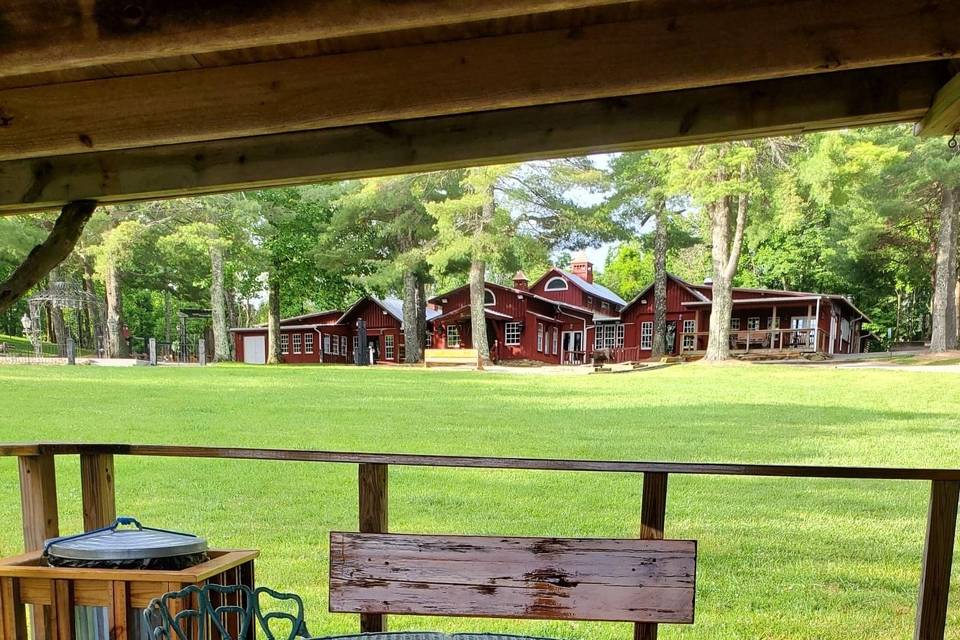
[424,348,480,365]
[329,532,696,624]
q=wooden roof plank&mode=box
[0,62,946,214]
[916,73,960,137]
[0,0,631,78]
[0,0,956,162]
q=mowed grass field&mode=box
[1,363,959,639]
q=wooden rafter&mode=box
[0,63,946,215]
[0,0,956,162]
[915,73,960,138]
[0,0,629,78]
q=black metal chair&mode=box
[143,583,311,640]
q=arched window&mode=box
[544,277,568,291]
[484,288,496,306]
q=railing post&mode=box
[80,453,116,531]
[358,463,388,633]
[18,454,59,639]
[915,480,960,640]
[635,471,668,640]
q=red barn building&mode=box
[230,296,439,364]
[619,273,871,360]
[430,272,594,364]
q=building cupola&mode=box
[513,270,529,291]
[570,252,594,284]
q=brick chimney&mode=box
[570,252,593,284]
[513,270,529,291]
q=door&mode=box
[562,331,583,364]
[366,337,380,362]
[242,336,266,364]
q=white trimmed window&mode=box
[353,335,359,354]
[331,334,340,355]
[341,336,348,355]
[552,327,559,355]
[595,326,604,350]
[280,334,289,354]
[304,333,314,354]
[683,319,696,350]
[484,289,496,306]
[385,334,395,360]
[767,317,781,329]
[596,323,625,349]
[616,323,625,348]
[446,324,460,348]
[730,317,740,331]
[601,301,610,314]
[545,277,568,291]
[537,323,544,352]
[747,317,761,331]
[505,322,521,346]
[323,334,331,354]
[292,333,302,354]
[640,322,653,350]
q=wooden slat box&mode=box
[0,548,257,640]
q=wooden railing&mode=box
[680,328,826,354]
[2,443,958,640]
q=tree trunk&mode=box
[48,267,68,356]
[227,288,238,331]
[650,206,669,360]
[105,259,124,357]
[930,185,959,352]
[416,277,427,355]
[82,255,103,354]
[469,259,490,366]
[267,274,281,364]
[0,201,97,315]
[208,239,231,361]
[704,162,748,361]
[163,289,173,342]
[402,269,422,363]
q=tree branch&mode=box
[0,200,97,314]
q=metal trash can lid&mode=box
[44,517,208,561]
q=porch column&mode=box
[772,305,778,349]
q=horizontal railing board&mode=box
[3,443,960,481]
[329,532,696,623]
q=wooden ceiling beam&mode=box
[0,62,945,215]
[915,73,960,137]
[0,0,955,162]
[0,0,629,78]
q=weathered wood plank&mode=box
[916,73,960,138]
[358,463,388,633]
[0,0,955,161]
[0,62,946,214]
[914,480,960,640]
[18,454,59,550]
[329,533,696,624]
[0,0,627,78]
[80,452,116,532]
[636,471,669,640]
[0,577,26,640]
[8,441,960,481]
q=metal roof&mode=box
[558,269,627,306]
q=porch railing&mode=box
[1,442,957,640]
[680,328,826,354]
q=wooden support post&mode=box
[80,453,116,531]
[636,472,668,640]
[358,463,389,633]
[0,577,27,640]
[18,454,59,639]
[914,480,960,640]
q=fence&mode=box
[1,443,957,639]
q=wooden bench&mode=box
[329,532,697,633]
[424,348,480,367]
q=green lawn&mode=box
[0,363,958,639]
[0,332,59,355]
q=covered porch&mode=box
[680,298,827,357]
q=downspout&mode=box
[314,326,324,364]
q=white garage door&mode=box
[243,336,266,364]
